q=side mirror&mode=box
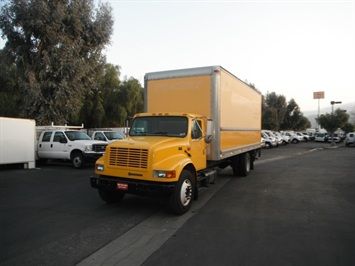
[205,119,213,143]
[60,138,67,144]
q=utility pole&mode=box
[313,91,324,130]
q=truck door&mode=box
[51,131,69,159]
[37,131,53,158]
[189,119,206,170]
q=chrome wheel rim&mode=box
[73,156,82,167]
[180,179,192,207]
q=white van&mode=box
[314,132,328,142]
[345,132,355,146]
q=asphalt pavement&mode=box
[0,143,354,266]
[0,162,162,266]
[144,144,355,266]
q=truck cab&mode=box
[91,113,209,214]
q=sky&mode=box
[103,0,355,112]
[0,0,354,113]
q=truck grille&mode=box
[93,144,107,153]
[109,147,148,169]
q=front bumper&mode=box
[90,175,176,196]
[83,152,104,160]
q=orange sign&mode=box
[313,91,325,99]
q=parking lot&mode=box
[1,142,354,266]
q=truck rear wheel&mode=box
[98,188,125,204]
[239,153,251,177]
[232,153,251,177]
[169,170,195,215]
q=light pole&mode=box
[330,101,342,146]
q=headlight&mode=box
[153,170,176,179]
[85,145,92,151]
[96,164,104,171]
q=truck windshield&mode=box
[65,131,91,141]
[104,131,124,140]
[130,116,188,137]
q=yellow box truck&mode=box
[91,66,262,214]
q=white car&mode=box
[314,132,328,142]
[262,131,277,148]
[301,132,311,142]
[282,131,302,144]
[327,133,341,143]
[345,132,355,146]
[295,132,306,142]
[274,131,289,145]
[273,131,284,145]
[91,131,125,143]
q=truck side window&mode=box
[53,132,66,143]
[94,132,106,141]
[42,132,52,142]
[191,120,202,139]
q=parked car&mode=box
[91,131,125,143]
[282,131,302,144]
[301,132,311,142]
[262,131,277,148]
[274,131,289,145]
[272,131,284,145]
[314,132,328,142]
[261,135,266,148]
[294,132,306,142]
[327,133,341,143]
[345,132,355,146]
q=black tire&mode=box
[238,153,251,177]
[292,139,299,144]
[232,156,239,176]
[169,170,195,215]
[71,151,84,169]
[37,158,48,166]
[98,188,125,204]
[232,153,251,177]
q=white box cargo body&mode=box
[144,66,262,161]
[0,117,36,169]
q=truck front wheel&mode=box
[169,170,195,215]
[71,152,84,169]
[98,188,125,204]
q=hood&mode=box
[71,140,107,145]
[109,136,187,151]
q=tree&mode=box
[78,64,144,127]
[317,108,349,134]
[263,92,287,130]
[119,78,144,118]
[281,98,310,130]
[262,92,309,131]
[0,49,20,116]
[0,0,113,125]
[342,122,354,133]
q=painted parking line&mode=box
[77,177,230,266]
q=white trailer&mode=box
[0,117,36,169]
